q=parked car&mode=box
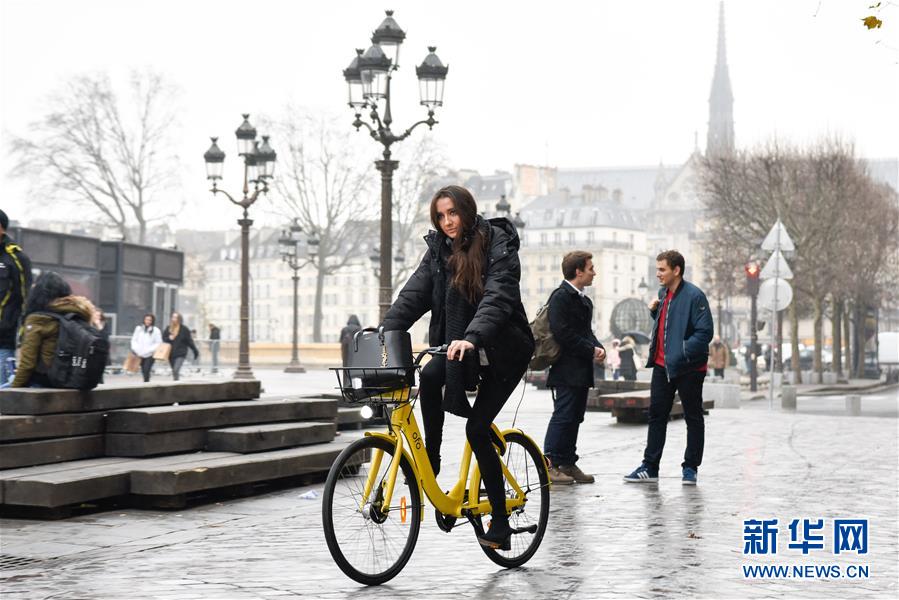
[782,345,832,371]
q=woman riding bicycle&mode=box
[381,184,535,550]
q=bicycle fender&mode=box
[500,428,550,479]
[364,431,425,521]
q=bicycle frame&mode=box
[357,389,530,520]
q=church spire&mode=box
[707,1,735,156]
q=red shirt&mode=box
[653,288,708,373]
[654,290,673,368]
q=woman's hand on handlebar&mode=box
[447,339,475,362]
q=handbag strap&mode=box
[353,326,386,351]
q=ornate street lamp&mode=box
[278,219,319,373]
[203,114,276,380]
[344,10,448,321]
[495,194,511,216]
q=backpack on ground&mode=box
[39,312,109,390]
[529,290,561,371]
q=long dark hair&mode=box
[143,313,156,331]
[430,185,486,304]
[24,272,72,317]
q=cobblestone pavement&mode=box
[1,377,896,599]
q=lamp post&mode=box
[203,114,277,380]
[637,276,649,299]
[745,261,761,392]
[369,245,406,281]
[495,194,526,232]
[278,220,319,373]
[344,10,448,321]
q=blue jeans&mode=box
[543,385,589,466]
[643,366,706,470]
[0,348,15,386]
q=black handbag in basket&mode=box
[346,328,414,396]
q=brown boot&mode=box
[559,464,595,484]
[547,465,575,485]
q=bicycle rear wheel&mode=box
[322,436,422,585]
[479,431,550,568]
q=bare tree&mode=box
[8,70,181,243]
[701,138,898,383]
[266,110,376,342]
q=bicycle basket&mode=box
[331,366,418,403]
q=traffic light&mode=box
[745,262,760,296]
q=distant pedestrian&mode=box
[618,336,638,381]
[339,314,362,366]
[708,336,730,378]
[624,250,713,486]
[607,339,622,380]
[0,209,33,386]
[208,323,221,373]
[131,313,162,382]
[163,312,199,381]
[543,251,605,486]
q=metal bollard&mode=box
[845,394,861,416]
[781,385,797,411]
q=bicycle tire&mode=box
[479,431,550,568]
[322,436,422,586]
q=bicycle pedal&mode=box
[512,524,538,535]
[477,536,511,551]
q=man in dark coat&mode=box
[544,251,605,485]
[0,210,32,386]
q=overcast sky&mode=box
[1,0,897,231]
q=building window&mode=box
[554,232,561,244]
[540,233,547,246]
[614,277,618,294]
[629,233,634,248]
[587,231,595,243]
[568,231,576,244]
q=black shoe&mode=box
[477,516,512,551]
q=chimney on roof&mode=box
[558,187,570,202]
[597,185,609,202]
[582,184,598,203]
[612,188,623,204]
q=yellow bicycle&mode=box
[323,346,550,585]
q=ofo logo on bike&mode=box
[742,517,870,580]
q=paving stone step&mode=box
[0,435,105,470]
[0,454,231,508]
[206,421,336,453]
[0,412,105,442]
[105,430,208,457]
[0,380,262,415]
[105,397,337,434]
[128,440,349,496]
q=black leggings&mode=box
[418,356,522,519]
[140,357,154,382]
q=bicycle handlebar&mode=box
[414,345,448,365]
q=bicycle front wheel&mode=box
[480,431,550,568]
[322,435,422,586]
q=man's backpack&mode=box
[39,312,109,390]
[529,291,561,371]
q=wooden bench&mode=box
[587,380,651,412]
[592,389,715,423]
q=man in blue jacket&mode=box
[624,250,713,485]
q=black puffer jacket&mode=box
[382,217,534,382]
[546,282,602,389]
